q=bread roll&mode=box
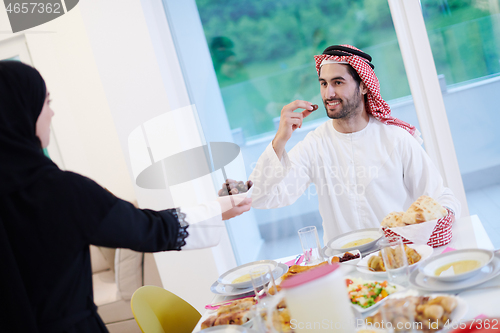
[381,211,405,228]
[402,195,447,225]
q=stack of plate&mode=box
[410,249,500,291]
[210,260,288,296]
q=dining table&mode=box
[192,215,500,332]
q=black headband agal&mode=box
[322,45,375,69]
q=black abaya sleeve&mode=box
[88,199,187,252]
[40,170,188,253]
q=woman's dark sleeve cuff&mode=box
[166,208,189,250]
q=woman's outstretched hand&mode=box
[221,197,252,220]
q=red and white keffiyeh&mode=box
[314,45,422,144]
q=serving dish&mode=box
[328,250,362,273]
[356,244,433,275]
[364,290,468,330]
[346,277,405,314]
[418,249,494,282]
[218,259,277,289]
[326,228,383,253]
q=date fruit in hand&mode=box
[218,179,253,197]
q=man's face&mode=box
[319,64,366,120]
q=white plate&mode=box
[409,253,500,291]
[200,325,259,333]
[392,291,467,324]
[211,263,288,296]
[327,228,383,253]
[370,290,468,325]
[218,259,277,289]
[356,244,433,276]
[418,248,494,282]
[329,250,362,273]
[346,277,405,314]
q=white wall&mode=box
[0,6,136,203]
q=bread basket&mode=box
[381,208,454,248]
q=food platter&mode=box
[328,250,362,273]
[218,259,277,289]
[211,263,288,296]
[356,244,433,276]
[418,249,494,282]
[363,289,469,329]
[346,277,405,314]
[326,228,383,254]
[387,291,469,325]
[409,253,500,292]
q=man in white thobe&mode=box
[249,45,461,244]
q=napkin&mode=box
[385,218,439,244]
[441,246,456,254]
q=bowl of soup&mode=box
[327,228,383,253]
[419,249,494,282]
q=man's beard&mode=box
[323,88,363,120]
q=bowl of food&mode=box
[327,228,383,253]
[418,249,494,282]
[216,179,253,211]
[357,244,433,275]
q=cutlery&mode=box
[286,254,302,267]
[337,261,376,271]
[362,248,381,257]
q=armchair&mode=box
[90,245,162,333]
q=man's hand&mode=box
[221,197,252,221]
[272,100,316,159]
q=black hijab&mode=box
[0,60,57,195]
[0,60,57,332]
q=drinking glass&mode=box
[378,236,410,287]
[250,265,277,302]
[249,265,279,332]
[298,226,325,265]
[380,297,417,333]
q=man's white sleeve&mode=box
[249,141,312,209]
[401,138,462,218]
[180,201,225,250]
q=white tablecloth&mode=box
[192,215,500,332]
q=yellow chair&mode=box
[131,285,201,333]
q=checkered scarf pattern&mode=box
[314,45,422,143]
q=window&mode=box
[190,0,424,263]
[420,0,500,248]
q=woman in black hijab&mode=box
[0,61,251,332]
